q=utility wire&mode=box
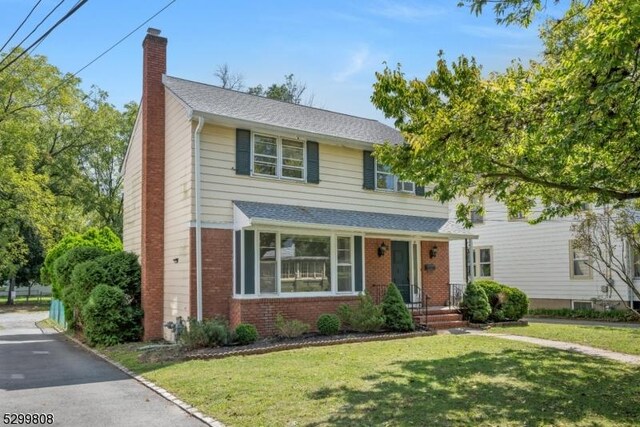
[0,0,65,67]
[0,0,43,54]
[0,0,88,74]
[3,0,176,116]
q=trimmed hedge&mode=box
[92,252,141,305]
[82,285,142,346]
[316,313,341,335]
[473,279,529,322]
[53,246,109,297]
[382,283,414,331]
[528,308,639,322]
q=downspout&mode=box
[194,115,204,321]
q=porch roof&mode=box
[233,201,476,240]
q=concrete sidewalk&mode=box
[524,317,640,328]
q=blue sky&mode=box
[0,0,565,123]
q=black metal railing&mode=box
[448,283,467,308]
[369,283,429,312]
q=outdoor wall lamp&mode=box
[173,257,179,263]
[378,242,388,257]
[429,245,438,258]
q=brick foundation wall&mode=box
[421,241,450,306]
[189,228,233,319]
[230,296,359,336]
[140,30,167,340]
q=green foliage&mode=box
[247,74,310,105]
[66,259,108,327]
[180,318,232,350]
[474,279,529,321]
[235,323,259,345]
[92,251,141,305]
[275,314,310,338]
[461,282,491,322]
[316,314,341,335]
[382,283,415,332]
[337,293,385,332]
[42,226,122,290]
[372,0,640,224]
[528,308,639,322]
[82,285,142,346]
[53,246,109,300]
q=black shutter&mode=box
[363,151,375,190]
[244,230,255,294]
[236,129,251,175]
[235,230,242,294]
[306,140,319,184]
[415,185,425,196]
[354,236,363,292]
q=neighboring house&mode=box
[449,197,640,310]
[122,29,474,340]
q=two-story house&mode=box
[123,29,474,341]
[449,198,640,311]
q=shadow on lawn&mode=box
[308,346,640,426]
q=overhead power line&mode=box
[0,0,88,74]
[0,0,43,54]
[0,0,65,66]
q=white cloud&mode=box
[333,47,370,82]
[369,1,446,22]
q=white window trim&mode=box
[251,229,360,298]
[464,245,493,281]
[336,235,355,294]
[251,132,306,182]
[374,159,415,194]
[569,240,593,280]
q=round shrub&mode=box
[502,286,529,320]
[235,323,259,345]
[461,282,491,322]
[382,283,414,331]
[316,313,341,335]
[65,260,108,327]
[82,285,142,346]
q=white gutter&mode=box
[194,115,205,321]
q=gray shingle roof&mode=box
[163,75,404,145]
[233,201,463,235]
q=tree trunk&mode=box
[6,277,15,305]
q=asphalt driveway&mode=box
[0,311,205,426]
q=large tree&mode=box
[371,0,640,224]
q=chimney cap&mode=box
[147,27,161,36]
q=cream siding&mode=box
[163,90,193,331]
[197,123,448,225]
[449,198,629,304]
[122,110,142,256]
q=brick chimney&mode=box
[140,27,167,340]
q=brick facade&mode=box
[140,29,167,340]
[230,296,359,336]
[421,241,450,306]
[365,238,391,288]
[189,228,234,319]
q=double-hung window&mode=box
[337,237,354,292]
[375,161,414,193]
[465,246,493,281]
[253,133,305,180]
[569,240,592,280]
[633,248,640,279]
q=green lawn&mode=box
[103,335,640,426]
[0,295,52,313]
[489,323,640,355]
